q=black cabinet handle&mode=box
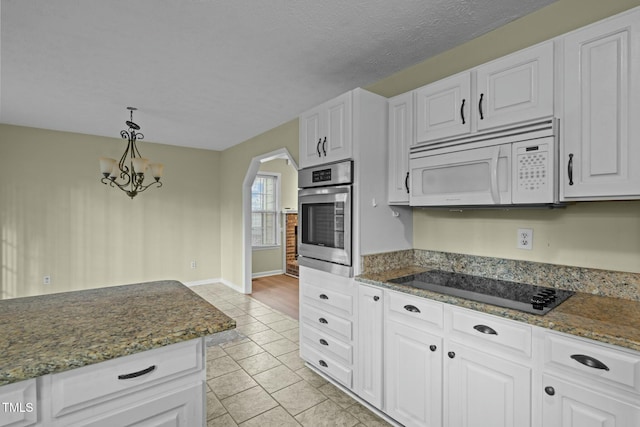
[544,386,555,396]
[319,294,328,300]
[319,360,328,368]
[430,345,437,352]
[403,304,421,313]
[478,93,484,120]
[473,324,498,335]
[568,153,574,186]
[322,137,327,156]
[316,138,322,157]
[448,351,456,359]
[319,338,328,346]
[118,365,156,380]
[373,295,380,301]
[571,354,610,371]
[405,172,410,194]
[460,98,466,124]
[319,317,328,324]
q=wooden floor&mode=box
[250,274,299,319]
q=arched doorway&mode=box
[241,148,298,294]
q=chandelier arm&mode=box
[135,180,163,194]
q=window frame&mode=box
[250,172,281,249]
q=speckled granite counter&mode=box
[358,266,640,353]
[0,280,235,386]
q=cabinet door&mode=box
[356,285,384,409]
[415,72,471,143]
[385,320,442,427]
[299,105,323,169]
[476,41,554,131]
[0,379,37,427]
[388,92,415,204]
[65,382,204,427]
[323,91,353,164]
[561,10,640,200]
[542,374,640,427]
[445,342,531,427]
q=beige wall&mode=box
[251,159,298,276]
[0,124,222,298]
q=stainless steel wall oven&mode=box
[298,160,353,276]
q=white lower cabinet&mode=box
[299,266,356,390]
[542,374,640,427]
[355,284,384,409]
[385,320,443,427]
[445,341,531,427]
[347,283,640,427]
[0,338,206,427]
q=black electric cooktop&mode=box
[389,270,574,315]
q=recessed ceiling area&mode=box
[0,0,556,151]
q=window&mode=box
[251,173,280,247]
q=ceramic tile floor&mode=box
[191,282,392,427]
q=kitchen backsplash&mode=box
[361,249,640,302]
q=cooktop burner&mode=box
[389,270,574,315]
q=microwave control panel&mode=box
[512,138,555,203]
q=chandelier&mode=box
[99,107,164,199]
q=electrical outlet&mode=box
[517,228,533,250]
[190,261,197,269]
[43,275,51,285]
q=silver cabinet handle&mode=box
[571,354,610,371]
[118,365,156,380]
[473,324,498,335]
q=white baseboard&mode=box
[252,269,284,279]
[184,278,245,294]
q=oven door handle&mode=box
[298,185,351,197]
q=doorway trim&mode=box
[242,148,298,294]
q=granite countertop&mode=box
[0,280,235,386]
[358,266,640,353]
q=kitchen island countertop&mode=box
[358,266,640,353]
[0,280,235,386]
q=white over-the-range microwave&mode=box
[409,118,563,208]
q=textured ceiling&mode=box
[0,0,556,151]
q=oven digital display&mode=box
[312,169,332,183]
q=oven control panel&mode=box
[299,160,353,188]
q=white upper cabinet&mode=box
[476,41,554,131]
[299,91,353,168]
[388,92,416,204]
[415,72,471,143]
[561,9,640,200]
[414,41,554,144]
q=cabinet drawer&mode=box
[0,379,37,427]
[302,323,352,364]
[301,304,352,342]
[386,290,444,330]
[302,282,353,317]
[447,307,532,358]
[51,338,203,417]
[302,344,352,388]
[545,332,640,394]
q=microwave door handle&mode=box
[490,146,501,204]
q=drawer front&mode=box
[448,307,532,358]
[545,332,640,394]
[0,379,37,427]
[302,344,352,388]
[51,338,203,417]
[302,323,352,364]
[301,304,352,341]
[302,282,353,316]
[386,290,444,330]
